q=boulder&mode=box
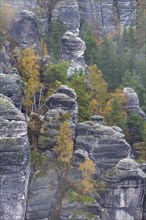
[0,94,30,220]
[61,31,87,77]
[0,72,22,109]
[123,87,145,117]
[103,158,146,220]
[11,10,40,52]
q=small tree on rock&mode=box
[80,159,96,194]
[55,120,74,174]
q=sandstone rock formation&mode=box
[103,158,146,220]
[11,10,40,51]
[0,41,12,74]
[143,195,146,220]
[60,191,100,220]
[52,1,87,76]
[123,87,145,117]
[117,0,137,28]
[0,94,30,220]
[75,119,131,173]
[0,72,22,109]
[38,85,78,150]
[78,0,116,35]
[25,167,58,220]
[78,0,137,36]
[3,0,37,10]
[61,31,87,76]
[52,0,80,34]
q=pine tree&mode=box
[68,72,90,122]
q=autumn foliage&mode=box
[55,120,74,173]
[87,65,108,115]
[20,47,40,113]
[80,159,96,194]
[102,89,128,128]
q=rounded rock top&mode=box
[116,158,138,170]
[56,85,77,99]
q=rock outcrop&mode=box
[75,119,131,173]
[103,158,146,220]
[123,87,145,118]
[0,41,12,74]
[117,0,137,28]
[0,72,22,109]
[3,0,37,10]
[0,94,30,220]
[52,1,87,76]
[78,0,116,35]
[11,10,40,51]
[60,191,100,220]
[61,31,87,76]
[52,0,137,37]
[38,85,78,150]
[78,0,136,36]
[25,166,58,220]
[52,0,80,34]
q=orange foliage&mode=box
[103,89,128,116]
[87,65,108,115]
[20,47,40,113]
[80,159,96,194]
[55,121,74,173]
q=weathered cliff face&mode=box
[78,0,116,35]
[0,72,22,109]
[61,31,87,76]
[75,118,131,174]
[123,87,146,118]
[117,0,137,28]
[5,0,137,38]
[52,0,80,34]
[78,0,137,35]
[103,158,146,220]
[3,0,37,10]
[25,167,58,220]
[0,94,30,220]
[11,10,40,51]
[0,41,12,74]
[52,0,137,36]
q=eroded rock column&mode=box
[103,158,146,220]
[0,94,30,220]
